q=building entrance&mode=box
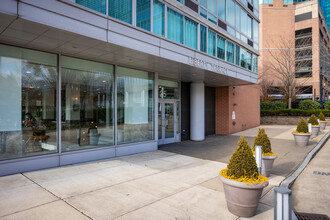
[158,79,180,145]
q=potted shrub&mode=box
[253,129,277,177]
[88,121,101,145]
[219,137,269,217]
[308,114,320,137]
[292,118,312,146]
[318,112,327,130]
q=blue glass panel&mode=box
[76,0,106,14]
[208,13,217,24]
[137,0,151,31]
[200,7,207,18]
[235,45,240,65]
[240,48,246,68]
[227,0,235,26]
[247,52,252,70]
[217,36,225,60]
[226,41,234,64]
[200,25,207,53]
[184,18,198,49]
[167,8,183,44]
[218,0,226,21]
[208,0,217,14]
[109,0,132,24]
[283,0,293,4]
[253,55,258,73]
[153,0,165,37]
[253,19,259,43]
[201,0,207,7]
[208,30,216,56]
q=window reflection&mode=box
[0,44,57,160]
[61,56,114,151]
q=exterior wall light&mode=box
[255,145,262,173]
[274,187,292,220]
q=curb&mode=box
[280,131,330,189]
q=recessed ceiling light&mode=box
[103,80,106,83]
[26,71,31,74]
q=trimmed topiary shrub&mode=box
[298,100,321,110]
[308,114,319,126]
[253,129,272,154]
[260,101,287,110]
[324,101,330,110]
[318,112,326,121]
[226,137,259,179]
[296,118,309,133]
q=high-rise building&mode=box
[259,0,330,102]
[0,0,261,176]
[319,0,330,30]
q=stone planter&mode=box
[292,132,311,147]
[219,174,269,217]
[261,155,277,177]
[311,125,320,137]
[320,121,327,130]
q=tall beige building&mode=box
[259,0,330,103]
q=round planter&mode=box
[219,174,269,217]
[320,121,327,130]
[261,155,277,177]
[311,125,320,137]
[292,132,311,147]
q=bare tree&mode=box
[265,36,311,108]
[258,65,275,101]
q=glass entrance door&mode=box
[158,101,179,145]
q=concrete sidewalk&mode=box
[291,137,330,216]
[0,125,328,220]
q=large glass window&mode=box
[200,25,207,53]
[217,36,226,60]
[227,0,235,27]
[208,30,216,56]
[153,0,165,37]
[236,5,241,32]
[137,0,151,31]
[253,19,259,43]
[240,48,247,68]
[247,16,253,39]
[218,0,226,21]
[208,0,217,14]
[167,8,184,44]
[226,41,235,63]
[76,0,106,14]
[253,55,258,73]
[0,44,57,160]
[61,57,114,151]
[247,52,252,71]
[109,0,132,24]
[283,0,293,4]
[117,67,154,144]
[241,8,247,36]
[184,18,198,49]
[235,45,240,65]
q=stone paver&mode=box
[291,139,330,216]
[0,126,328,219]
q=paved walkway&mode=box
[0,125,328,220]
[291,137,330,216]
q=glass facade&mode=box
[76,0,106,14]
[109,0,132,24]
[75,0,259,73]
[184,18,198,49]
[167,8,183,44]
[61,56,114,151]
[158,80,179,99]
[117,67,154,144]
[283,0,293,4]
[226,41,235,64]
[200,25,207,53]
[153,0,165,37]
[0,44,57,160]
[217,36,226,60]
[137,0,151,31]
[208,30,217,56]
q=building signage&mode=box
[188,57,227,75]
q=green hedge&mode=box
[298,100,321,110]
[324,101,330,110]
[260,101,287,110]
[261,109,330,117]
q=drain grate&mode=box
[295,212,330,220]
